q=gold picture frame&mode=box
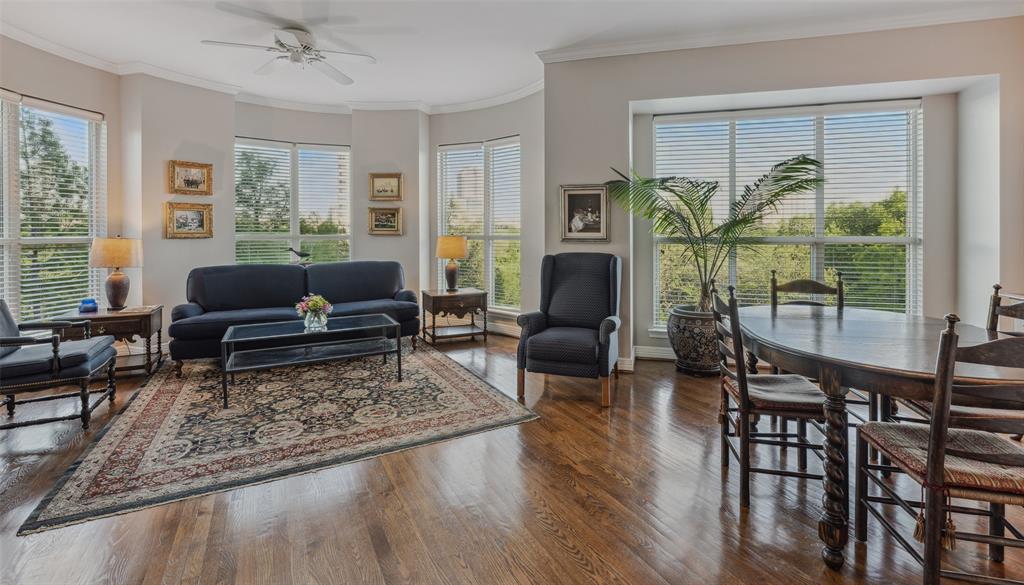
[168,160,213,195]
[368,207,403,235]
[165,202,213,239]
[369,172,403,201]
[560,184,609,242]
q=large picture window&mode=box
[653,101,922,325]
[437,137,521,310]
[234,138,351,264]
[1,92,107,320]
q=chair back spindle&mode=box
[986,283,1024,334]
[711,283,750,410]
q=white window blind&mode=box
[653,100,922,324]
[438,137,521,310]
[1,94,107,320]
[234,138,350,264]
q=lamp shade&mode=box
[436,235,467,259]
[90,237,143,268]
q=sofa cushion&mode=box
[186,264,307,311]
[306,261,405,303]
[526,327,599,364]
[168,307,299,341]
[331,299,419,322]
[0,335,115,379]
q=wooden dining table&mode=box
[738,305,1024,571]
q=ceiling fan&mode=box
[201,2,382,86]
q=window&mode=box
[234,138,351,264]
[1,92,107,321]
[437,137,521,310]
[653,101,922,324]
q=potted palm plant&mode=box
[606,155,822,374]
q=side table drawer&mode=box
[91,320,140,338]
[432,295,484,317]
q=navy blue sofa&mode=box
[169,261,419,369]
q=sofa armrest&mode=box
[394,289,417,304]
[599,316,620,345]
[171,302,205,321]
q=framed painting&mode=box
[369,173,403,201]
[560,185,608,242]
[164,202,213,239]
[168,160,213,195]
[368,207,403,236]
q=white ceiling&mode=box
[2,1,1023,113]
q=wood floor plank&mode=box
[3,335,1024,584]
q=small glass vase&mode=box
[304,311,328,332]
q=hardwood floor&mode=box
[2,335,1022,584]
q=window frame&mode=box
[233,137,351,263]
[437,135,521,312]
[1,92,107,320]
[651,99,923,327]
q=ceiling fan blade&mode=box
[275,28,302,49]
[316,49,376,64]
[254,57,283,75]
[213,1,301,29]
[202,40,278,51]
[309,59,354,86]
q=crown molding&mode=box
[235,93,352,114]
[1,22,119,74]
[119,62,241,95]
[537,7,1024,64]
[347,100,431,114]
[430,79,544,114]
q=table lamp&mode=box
[90,236,143,310]
[436,235,468,292]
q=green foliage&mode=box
[608,155,823,311]
[234,150,290,233]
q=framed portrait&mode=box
[164,202,213,239]
[368,207,403,236]
[369,172,403,201]
[168,160,213,195]
[560,185,608,242]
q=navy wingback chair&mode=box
[516,253,622,407]
[0,300,118,430]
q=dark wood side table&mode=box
[421,288,488,344]
[60,305,164,376]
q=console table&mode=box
[421,288,488,344]
[60,305,164,376]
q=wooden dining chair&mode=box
[855,314,1024,585]
[713,284,826,507]
[988,284,1024,336]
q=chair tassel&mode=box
[913,486,927,543]
[942,492,957,551]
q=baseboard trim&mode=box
[617,358,635,372]
[633,345,676,361]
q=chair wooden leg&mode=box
[600,376,611,407]
[879,394,892,475]
[79,380,90,430]
[780,417,789,450]
[517,368,525,401]
[174,360,184,378]
[923,487,944,585]
[411,335,417,351]
[797,419,807,470]
[739,410,751,508]
[720,383,730,468]
[855,433,868,542]
[868,391,879,461]
[990,502,1006,562]
[4,394,14,417]
[613,363,619,379]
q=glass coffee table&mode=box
[220,313,401,408]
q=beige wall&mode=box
[545,16,1024,359]
[235,102,352,146]
[428,91,545,315]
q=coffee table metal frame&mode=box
[220,313,401,408]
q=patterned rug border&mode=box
[18,350,538,536]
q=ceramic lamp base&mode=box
[445,260,459,292]
[105,269,130,311]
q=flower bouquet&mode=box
[296,294,333,332]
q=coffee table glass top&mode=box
[222,313,399,343]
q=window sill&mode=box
[648,326,668,339]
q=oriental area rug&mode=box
[20,344,536,535]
